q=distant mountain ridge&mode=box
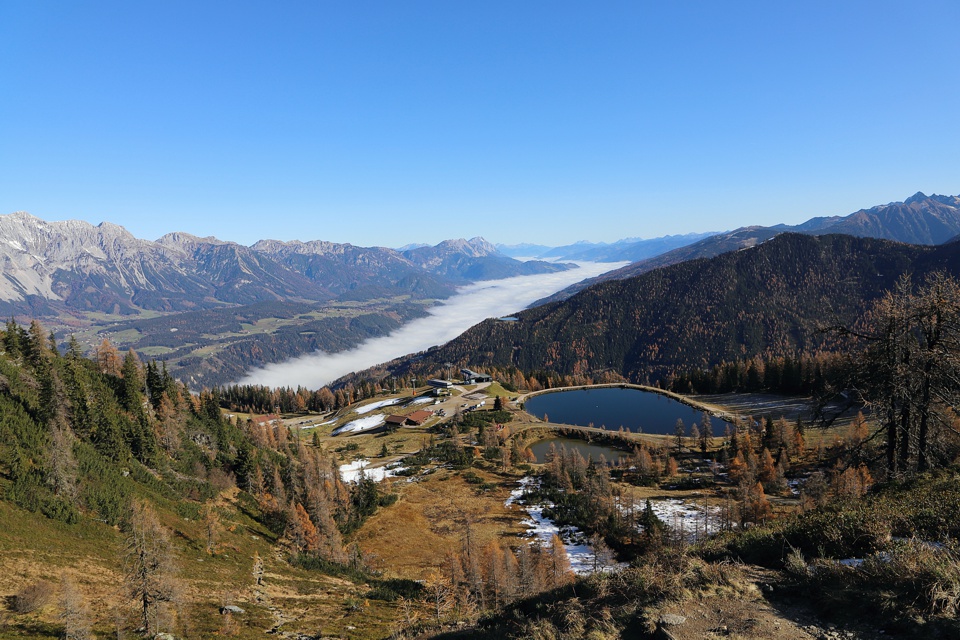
[537,191,960,304]
[495,232,717,262]
[808,191,960,244]
[402,237,571,282]
[0,212,570,316]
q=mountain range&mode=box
[495,232,717,262]
[3,191,959,388]
[0,213,569,317]
[534,191,960,304]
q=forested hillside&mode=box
[392,234,960,383]
[0,319,397,637]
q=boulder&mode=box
[220,605,245,615]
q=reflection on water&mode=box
[528,437,628,464]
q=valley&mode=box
[68,296,436,390]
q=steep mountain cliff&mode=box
[0,212,212,314]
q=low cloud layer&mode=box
[238,262,626,389]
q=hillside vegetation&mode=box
[0,319,421,638]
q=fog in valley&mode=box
[238,261,626,389]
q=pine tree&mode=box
[120,349,145,414]
[588,533,613,573]
[700,412,713,456]
[47,419,78,500]
[3,317,23,357]
[665,456,679,478]
[638,499,667,547]
[96,338,122,376]
[287,502,320,553]
[424,568,455,624]
[758,447,776,485]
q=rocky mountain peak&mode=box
[157,232,232,250]
[433,236,499,257]
[904,191,929,205]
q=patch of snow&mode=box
[5,239,24,251]
[320,419,337,426]
[339,458,404,483]
[354,398,402,414]
[409,396,434,405]
[787,478,803,496]
[331,414,385,435]
[507,477,625,574]
[505,476,535,507]
[837,558,865,567]
[636,498,723,542]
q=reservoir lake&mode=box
[524,387,708,436]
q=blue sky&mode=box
[2,1,959,248]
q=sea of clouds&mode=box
[237,261,626,389]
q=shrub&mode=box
[462,471,484,484]
[366,578,424,601]
[292,554,369,583]
[378,493,399,507]
[15,580,54,613]
[786,540,960,632]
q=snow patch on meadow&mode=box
[354,398,403,415]
[338,458,404,483]
[637,498,723,542]
[506,478,623,574]
[331,414,385,435]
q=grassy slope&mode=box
[0,481,407,639]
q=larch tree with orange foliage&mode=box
[546,534,573,588]
[287,502,320,553]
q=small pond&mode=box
[524,387,708,435]
[528,437,628,464]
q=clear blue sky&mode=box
[2,1,959,248]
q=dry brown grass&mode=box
[354,465,528,580]
[0,484,426,640]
